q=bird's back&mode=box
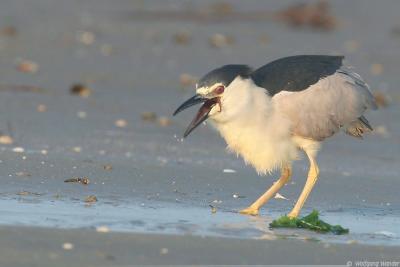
[252,55,344,96]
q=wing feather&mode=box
[272,68,377,141]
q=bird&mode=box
[173,55,377,218]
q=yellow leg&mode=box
[287,153,319,218]
[239,165,292,216]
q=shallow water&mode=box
[0,196,399,246]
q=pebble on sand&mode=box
[37,104,47,112]
[373,91,390,108]
[85,195,98,203]
[115,119,128,128]
[103,164,113,171]
[16,60,39,73]
[278,1,336,31]
[0,135,14,145]
[1,26,17,37]
[158,116,172,127]
[62,242,74,250]
[141,112,157,122]
[173,31,192,45]
[374,125,390,138]
[209,33,234,48]
[12,147,25,153]
[96,226,110,233]
[70,84,92,98]
[209,205,217,214]
[370,63,384,76]
[160,248,169,255]
[72,146,82,153]
[76,30,95,45]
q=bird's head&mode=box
[173,65,253,137]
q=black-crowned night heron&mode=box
[173,55,377,218]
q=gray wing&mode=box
[272,67,377,141]
[251,55,344,96]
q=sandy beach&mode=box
[0,0,399,265]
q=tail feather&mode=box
[345,116,373,139]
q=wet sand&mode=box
[0,0,399,265]
[1,226,400,267]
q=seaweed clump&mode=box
[270,210,349,235]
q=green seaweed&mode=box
[270,210,349,235]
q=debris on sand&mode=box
[179,73,198,88]
[141,112,157,122]
[103,164,113,171]
[209,33,234,48]
[64,177,90,185]
[85,195,98,203]
[278,1,336,31]
[223,168,236,173]
[270,210,349,235]
[209,205,217,214]
[16,60,39,74]
[0,135,13,145]
[70,83,92,98]
[274,193,288,200]
[373,91,390,108]
[173,31,192,45]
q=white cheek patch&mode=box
[196,83,224,96]
[196,86,211,95]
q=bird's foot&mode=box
[239,207,259,216]
[287,211,298,219]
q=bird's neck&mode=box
[211,87,297,174]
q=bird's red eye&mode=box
[214,85,225,94]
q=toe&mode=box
[239,207,259,216]
[287,211,298,219]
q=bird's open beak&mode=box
[173,94,219,138]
